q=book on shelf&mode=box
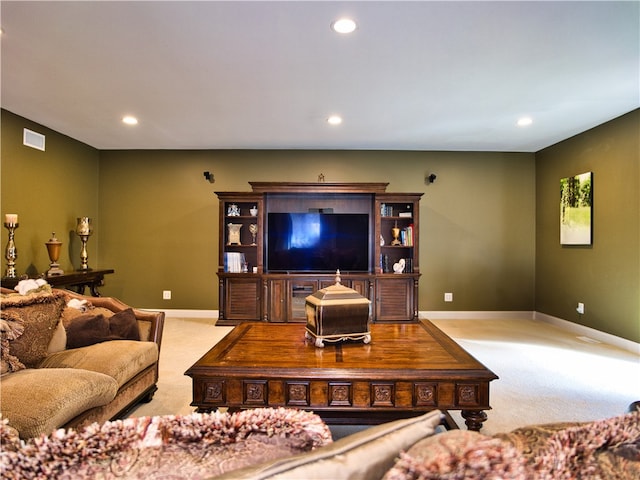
[404,258,413,273]
[380,203,395,217]
[398,225,414,246]
[380,254,390,273]
[224,252,245,273]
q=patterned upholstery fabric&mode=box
[0,408,332,480]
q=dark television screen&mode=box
[266,213,370,272]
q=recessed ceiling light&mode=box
[331,18,357,34]
[517,116,533,127]
[327,115,343,125]
[122,116,138,125]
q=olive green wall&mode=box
[535,110,639,343]
[6,108,638,343]
[97,150,535,313]
[0,110,100,276]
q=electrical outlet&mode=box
[576,302,584,314]
[444,292,453,302]
[163,290,172,300]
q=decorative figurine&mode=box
[227,223,242,245]
[249,224,258,245]
[227,204,240,216]
[393,258,406,274]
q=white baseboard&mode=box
[421,311,534,320]
[158,309,219,319]
[534,311,640,355]
[420,310,639,355]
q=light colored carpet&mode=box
[129,316,639,436]
[430,318,639,434]
[128,318,233,418]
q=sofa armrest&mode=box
[58,289,164,351]
[1,286,165,353]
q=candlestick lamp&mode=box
[75,217,93,270]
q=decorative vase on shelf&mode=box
[250,206,258,216]
[249,224,258,245]
[391,221,401,246]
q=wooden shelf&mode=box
[215,183,422,323]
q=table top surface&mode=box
[187,321,497,382]
[1,269,114,286]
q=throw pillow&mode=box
[531,410,640,480]
[65,312,110,349]
[65,308,140,349]
[217,410,444,480]
[0,417,21,452]
[0,408,332,479]
[383,429,527,480]
[108,308,140,341]
[0,311,25,374]
[60,305,113,328]
[0,290,66,367]
[46,321,67,354]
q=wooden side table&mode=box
[1,269,114,296]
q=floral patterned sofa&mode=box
[1,406,638,479]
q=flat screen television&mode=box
[266,213,370,273]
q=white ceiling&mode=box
[1,1,638,152]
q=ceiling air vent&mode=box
[23,128,46,151]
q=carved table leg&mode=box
[461,409,488,431]
[89,277,106,297]
[73,285,87,296]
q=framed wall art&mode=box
[560,171,592,245]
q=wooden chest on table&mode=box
[305,273,371,348]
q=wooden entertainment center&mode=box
[215,182,423,325]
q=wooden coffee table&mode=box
[185,320,498,431]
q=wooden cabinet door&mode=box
[224,277,260,321]
[375,277,414,321]
[267,279,287,322]
[350,278,372,299]
[289,279,317,322]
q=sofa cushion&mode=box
[39,340,158,388]
[382,429,527,480]
[0,290,66,367]
[217,410,444,480]
[383,411,640,480]
[0,408,332,478]
[0,368,118,439]
[497,410,640,480]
